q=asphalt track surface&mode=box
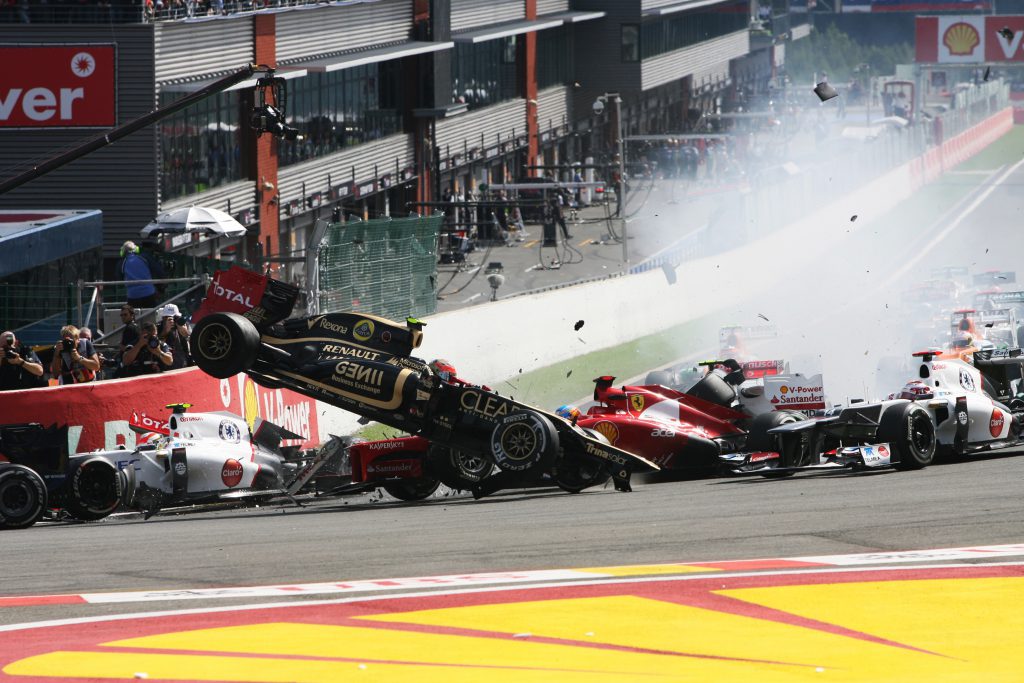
[2,138,1023,680]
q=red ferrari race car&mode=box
[556,359,827,472]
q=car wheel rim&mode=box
[0,480,32,517]
[501,423,538,462]
[198,323,232,361]
[910,413,934,453]
[454,451,489,477]
[80,467,115,509]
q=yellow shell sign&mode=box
[943,21,980,56]
[593,420,620,445]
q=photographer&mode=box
[0,331,45,391]
[120,321,173,376]
[50,325,101,385]
[156,303,191,370]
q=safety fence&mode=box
[316,214,441,323]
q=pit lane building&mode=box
[0,0,807,283]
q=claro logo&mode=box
[0,46,116,128]
[990,408,1005,438]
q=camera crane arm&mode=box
[0,63,292,197]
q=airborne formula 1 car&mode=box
[0,404,312,529]
[721,348,1024,477]
[187,267,656,497]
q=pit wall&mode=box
[6,109,1013,451]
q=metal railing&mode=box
[76,276,207,332]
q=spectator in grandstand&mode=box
[120,241,159,309]
[51,325,101,385]
[0,331,45,391]
[157,303,191,370]
[120,321,173,376]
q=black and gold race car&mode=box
[189,267,657,497]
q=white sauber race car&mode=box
[0,404,330,528]
[722,348,1024,476]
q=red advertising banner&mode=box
[917,16,1024,63]
[0,44,116,128]
[0,367,321,453]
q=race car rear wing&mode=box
[192,266,299,329]
[0,423,69,475]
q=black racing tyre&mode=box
[687,372,736,407]
[190,312,261,379]
[879,402,936,471]
[746,410,805,478]
[555,429,612,494]
[65,457,123,521]
[119,464,137,511]
[0,465,47,530]
[490,410,559,473]
[427,446,494,490]
[644,370,673,388]
[382,478,441,502]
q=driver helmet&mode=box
[898,380,934,401]
[951,331,973,350]
[429,358,457,383]
[556,404,581,422]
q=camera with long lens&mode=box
[250,105,300,141]
[61,337,74,352]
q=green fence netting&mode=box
[317,214,441,321]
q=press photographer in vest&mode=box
[50,325,101,385]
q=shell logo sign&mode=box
[592,421,620,445]
[943,21,980,56]
[242,376,260,431]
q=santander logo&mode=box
[989,408,1005,438]
[221,459,244,487]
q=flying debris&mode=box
[357,416,371,425]
[566,370,573,378]
[757,313,770,322]
[661,262,678,285]
[850,215,858,222]
[999,26,1013,40]
[813,81,838,102]
[574,320,585,331]
[984,66,991,82]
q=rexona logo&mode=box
[0,45,116,128]
[943,22,980,56]
[990,408,1005,438]
[221,458,244,487]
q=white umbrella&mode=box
[141,205,248,239]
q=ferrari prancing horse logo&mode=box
[630,394,645,412]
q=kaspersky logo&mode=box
[943,21,980,56]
